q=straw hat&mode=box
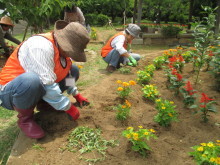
[0,16,14,26]
[54,20,90,62]
[126,24,141,38]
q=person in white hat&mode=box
[0,16,21,58]
[0,20,90,139]
[101,23,141,73]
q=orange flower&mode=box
[117,87,123,91]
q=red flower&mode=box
[200,105,206,108]
[176,73,182,81]
[169,56,177,62]
[171,69,178,75]
[200,93,214,103]
[178,55,184,62]
[184,81,193,91]
[208,51,214,56]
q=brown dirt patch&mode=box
[6,46,220,165]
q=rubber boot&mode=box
[14,107,45,139]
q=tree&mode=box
[0,0,72,40]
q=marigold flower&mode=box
[210,157,216,162]
[122,105,127,109]
[117,87,123,91]
[197,147,204,151]
[216,140,220,143]
[77,65,83,69]
[200,143,207,146]
[168,113,173,117]
[125,100,131,107]
[138,126,143,129]
[170,101,174,104]
[149,129,155,133]
[156,99,161,102]
[126,134,131,139]
[216,157,220,164]
[116,80,122,84]
[129,80,136,85]
[162,107,166,109]
[122,82,129,87]
[207,142,214,147]
[144,132,149,135]
[127,127,133,130]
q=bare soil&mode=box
[5,29,220,165]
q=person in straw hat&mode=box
[0,20,90,139]
[101,23,141,73]
[0,16,21,58]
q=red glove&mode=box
[74,93,90,108]
[65,104,80,120]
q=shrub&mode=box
[97,14,109,26]
[161,25,182,37]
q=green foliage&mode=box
[192,6,216,85]
[144,64,156,76]
[153,56,166,69]
[97,14,109,26]
[136,70,152,85]
[115,100,131,121]
[161,25,182,37]
[154,98,178,127]
[142,84,160,101]
[119,67,132,74]
[66,126,118,163]
[116,80,136,99]
[122,126,157,157]
[181,51,193,63]
[210,47,220,91]
[189,141,220,165]
[90,27,97,40]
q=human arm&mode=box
[4,32,21,45]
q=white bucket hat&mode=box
[126,24,141,38]
[54,20,90,62]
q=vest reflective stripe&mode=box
[101,32,127,57]
[0,32,72,85]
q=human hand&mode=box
[73,93,90,108]
[128,56,137,66]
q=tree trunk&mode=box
[137,0,143,26]
[133,0,138,23]
[215,0,220,35]
[188,0,194,30]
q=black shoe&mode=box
[106,65,116,73]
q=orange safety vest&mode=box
[101,31,130,57]
[0,32,72,85]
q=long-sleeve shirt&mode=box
[18,36,77,111]
[0,26,21,53]
[111,31,130,55]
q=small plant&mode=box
[180,81,197,108]
[154,98,178,127]
[189,140,220,165]
[193,93,217,123]
[115,100,131,120]
[168,55,185,73]
[144,64,156,76]
[116,80,136,99]
[122,126,157,157]
[66,127,118,163]
[153,56,166,69]
[90,27,97,40]
[119,67,132,74]
[32,143,45,151]
[142,84,160,101]
[136,70,152,85]
[181,51,193,63]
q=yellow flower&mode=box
[116,80,122,84]
[210,157,216,162]
[149,129,155,133]
[170,101,174,104]
[207,142,214,147]
[132,133,139,140]
[215,157,220,164]
[138,126,143,129]
[144,132,149,135]
[127,127,133,130]
[156,99,161,102]
[216,140,220,143]
[77,65,83,69]
[122,82,129,87]
[125,100,131,107]
[162,107,166,109]
[129,80,136,85]
[168,113,173,117]
[122,105,127,109]
[117,87,123,91]
[197,147,204,151]
[200,143,207,146]
[202,154,206,157]
[126,134,131,139]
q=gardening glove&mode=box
[65,104,80,120]
[73,93,90,108]
[128,56,137,66]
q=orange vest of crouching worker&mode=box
[101,31,131,58]
[0,32,72,85]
